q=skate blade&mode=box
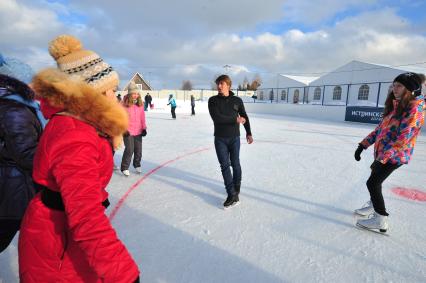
[353,212,370,218]
[355,223,389,236]
[223,201,240,210]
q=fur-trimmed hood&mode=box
[32,68,128,138]
[0,73,35,100]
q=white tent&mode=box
[259,74,318,103]
[308,60,426,106]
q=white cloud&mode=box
[154,8,426,86]
[0,0,63,45]
[1,1,425,88]
[69,0,285,35]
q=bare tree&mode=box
[181,80,193,90]
[243,76,250,90]
[249,74,262,91]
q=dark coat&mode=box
[208,91,252,138]
[145,94,152,103]
[0,74,43,220]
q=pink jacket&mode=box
[126,105,147,136]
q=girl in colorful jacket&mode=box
[18,35,140,283]
[120,82,147,176]
[354,72,424,233]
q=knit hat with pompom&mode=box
[48,34,119,93]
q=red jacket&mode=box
[18,69,139,282]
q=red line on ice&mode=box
[109,139,280,220]
[391,187,426,202]
[109,147,211,221]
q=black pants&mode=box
[191,105,195,115]
[366,161,401,216]
[121,134,143,171]
[0,219,20,253]
[171,106,176,119]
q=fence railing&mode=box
[117,89,257,101]
[254,81,393,107]
[118,81,396,108]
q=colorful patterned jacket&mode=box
[360,95,425,165]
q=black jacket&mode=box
[208,91,252,138]
[0,75,43,220]
[145,94,152,103]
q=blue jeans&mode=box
[214,136,241,196]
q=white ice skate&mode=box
[356,212,388,233]
[354,200,374,217]
[135,167,142,173]
[122,170,130,176]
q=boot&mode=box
[223,194,239,208]
[234,184,241,195]
[354,200,374,216]
[356,212,388,232]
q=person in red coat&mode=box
[18,35,140,282]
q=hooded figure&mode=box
[18,35,140,282]
[0,62,44,253]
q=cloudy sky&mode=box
[1,0,426,89]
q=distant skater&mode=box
[167,94,177,119]
[190,94,195,115]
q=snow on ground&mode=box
[1,102,425,283]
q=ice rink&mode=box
[1,102,425,283]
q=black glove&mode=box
[123,131,130,137]
[141,129,147,137]
[354,144,364,161]
[134,276,140,283]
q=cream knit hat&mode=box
[48,34,119,93]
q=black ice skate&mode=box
[234,184,241,195]
[223,194,239,209]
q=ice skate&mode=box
[354,200,374,217]
[223,194,240,209]
[356,212,388,234]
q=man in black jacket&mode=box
[144,93,153,111]
[208,74,253,208]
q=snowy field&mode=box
[1,102,425,283]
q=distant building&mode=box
[259,74,318,104]
[309,60,426,106]
[120,72,152,91]
[258,60,426,106]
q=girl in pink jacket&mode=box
[121,82,147,176]
[354,72,424,233]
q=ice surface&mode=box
[1,102,425,283]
